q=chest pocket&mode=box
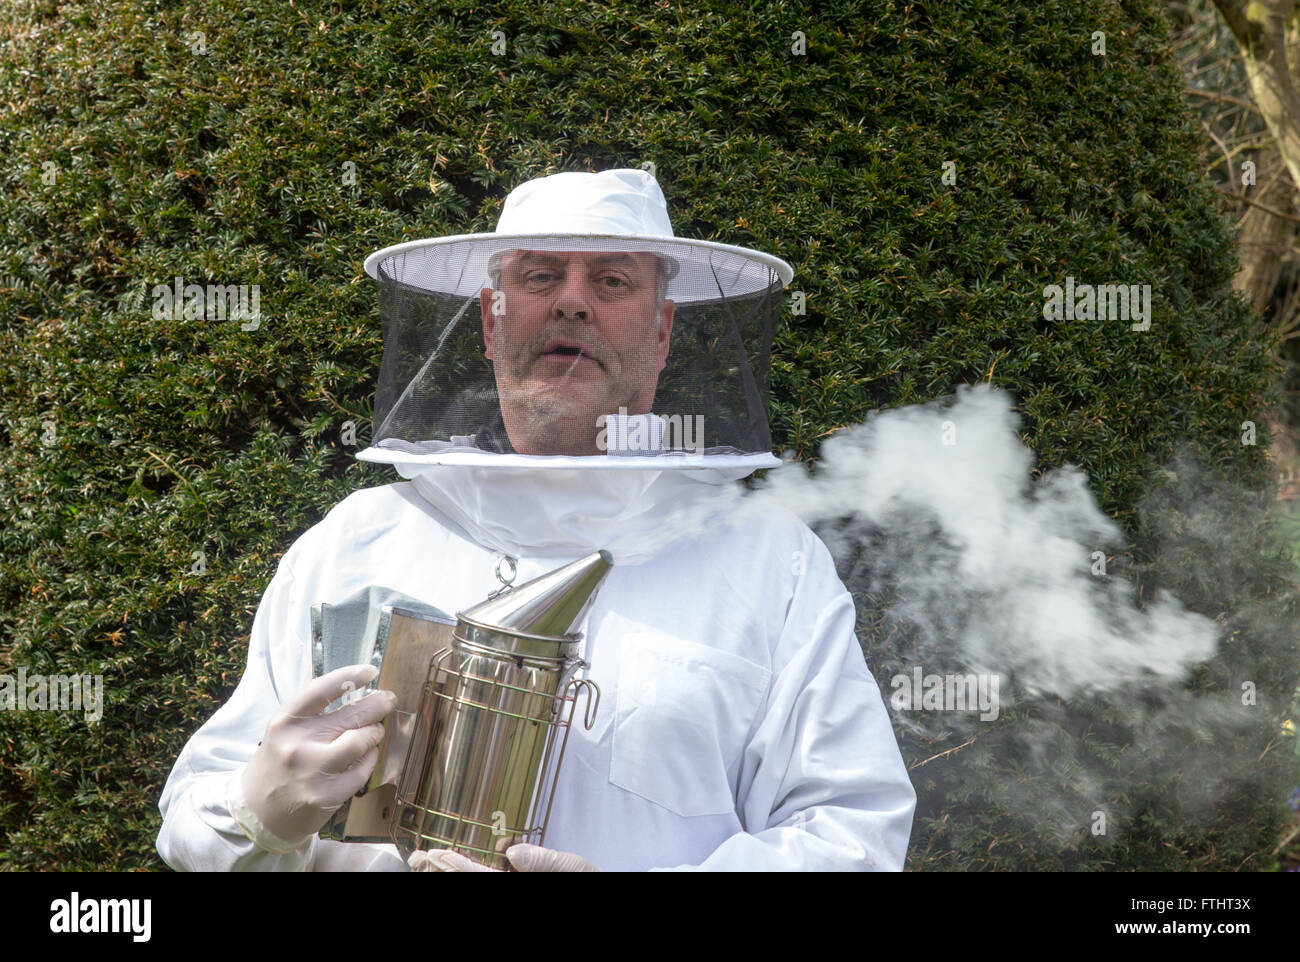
[608,633,772,817]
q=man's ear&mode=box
[480,287,496,358]
[656,299,674,371]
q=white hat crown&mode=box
[495,168,675,238]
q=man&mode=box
[156,168,916,871]
[479,248,674,457]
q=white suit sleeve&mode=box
[155,552,406,872]
[651,530,916,871]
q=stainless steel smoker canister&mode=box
[390,550,610,868]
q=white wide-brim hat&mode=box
[363,167,793,302]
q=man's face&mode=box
[479,250,674,456]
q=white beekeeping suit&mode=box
[156,168,916,871]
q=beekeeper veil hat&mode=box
[358,167,793,475]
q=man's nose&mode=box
[553,272,595,321]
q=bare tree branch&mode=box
[1185,86,1260,111]
[1224,188,1300,222]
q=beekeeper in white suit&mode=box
[156,167,916,872]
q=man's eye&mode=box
[525,272,558,284]
[599,275,629,288]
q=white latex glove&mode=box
[408,844,600,872]
[231,664,397,853]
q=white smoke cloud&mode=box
[750,383,1222,700]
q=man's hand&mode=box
[231,664,396,853]
[408,844,600,872]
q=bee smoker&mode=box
[313,550,610,869]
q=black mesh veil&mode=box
[359,234,789,470]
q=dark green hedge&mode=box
[0,0,1295,870]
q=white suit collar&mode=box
[398,464,746,564]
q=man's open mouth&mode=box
[539,339,600,366]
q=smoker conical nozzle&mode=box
[458,550,614,638]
